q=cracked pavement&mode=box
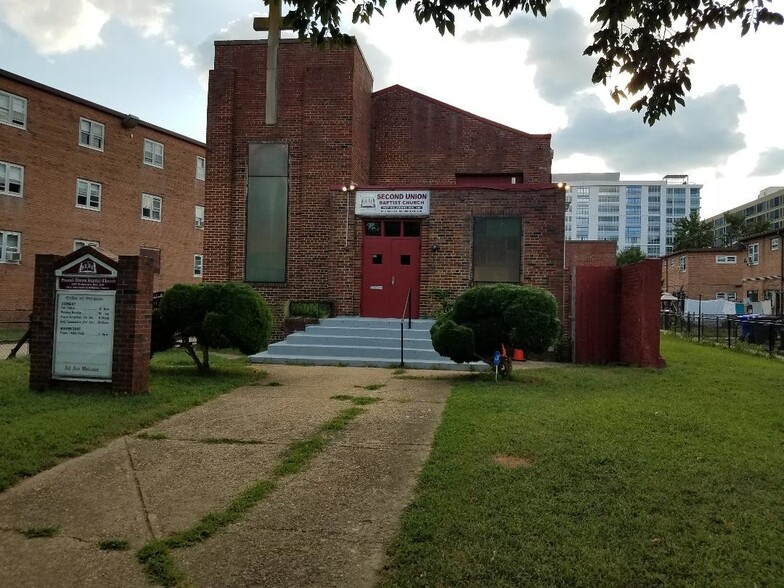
[0,365,454,587]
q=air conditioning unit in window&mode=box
[7,252,21,262]
[195,218,204,228]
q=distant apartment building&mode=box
[705,186,784,245]
[661,230,784,314]
[554,172,702,257]
[0,69,206,314]
[738,229,784,312]
[661,247,743,301]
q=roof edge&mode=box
[372,84,551,140]
[0,68,205,148]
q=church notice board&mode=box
[52,254,117,381]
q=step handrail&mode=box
[400,287,412,367]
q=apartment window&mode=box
[575,186,590,197]
[76,179,102,211]
[195,205,205,228]
[0,90,27,129]
[142,193,162,221]
[715,255,737,264]
[679,255,687,272]
[626,185,642,197]
[727,292,737,302]
[473,217,521,283]
[716,292,727,300]
[143,139,164,168]
[79,118,105,151]
[771,237,779,251]
[0,230,21,263]
[193,254,203,277]
[747,242,759,265]
[0,161,23,196]
[246,142,289,282]
[196,156,206,180]
[74,239,100,250]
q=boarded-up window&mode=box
[246,143,288,282]
[140,247,161,274]
[472,217,522,283]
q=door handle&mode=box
[391,275,395,285]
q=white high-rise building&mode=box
[554,172,702,257]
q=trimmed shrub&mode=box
[431,284,561,374]
[154,283,272,370]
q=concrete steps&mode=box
[249,317,486,371]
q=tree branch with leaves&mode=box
[282,0,782,124]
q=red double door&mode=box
[360,220,421,319]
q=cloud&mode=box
[751,148,784,176]
[353,31,393,90]
[193,17,266,85]
[463,7,594,106]
[0,0,174,54]
[553,86,747,173]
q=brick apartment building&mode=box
[661,247,744,301]
[205,39,565,335]
[0,69,206,316]
[739,229,784,312]
[662,229,784,314]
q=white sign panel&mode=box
[53,293,115,381]
[355,190,430,217]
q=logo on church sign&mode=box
[355,190,430,217]
[52,254,118,382]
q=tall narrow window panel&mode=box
[142,193,162,221]
[193,254,203,277]
[0,230,21,263]
[76,179,102,210]
[0,91,26,128]
[196,156,206,180]
[195,205,205,228]
[0,161,23,196]
[143,139,164,168]
[747,243,759,265]
[473,217,522,283]
[246,143,289,282]
[79,118,105,150]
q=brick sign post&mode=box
[30,247,154,394]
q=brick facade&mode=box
[370,86,552,185]
[30,248,153,394]
[739,231,784,310]
[0,69,205,315]
[661,248,744,300]
[573,261,663,367]
[205,39,564,338]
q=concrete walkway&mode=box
[0,365,455,587]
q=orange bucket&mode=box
[512,348,525,361]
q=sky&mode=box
[1,0,782,218]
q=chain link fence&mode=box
[0,310,31,359]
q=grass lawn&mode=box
[381,336,784,587]
[0,351,264,493]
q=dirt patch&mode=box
[493,453,535,468]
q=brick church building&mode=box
[204,39,566,336]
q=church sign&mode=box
[52,254,117,381]
[355,190,430,217]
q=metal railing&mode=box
[400,288,412,367]
[661,311,784,356]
